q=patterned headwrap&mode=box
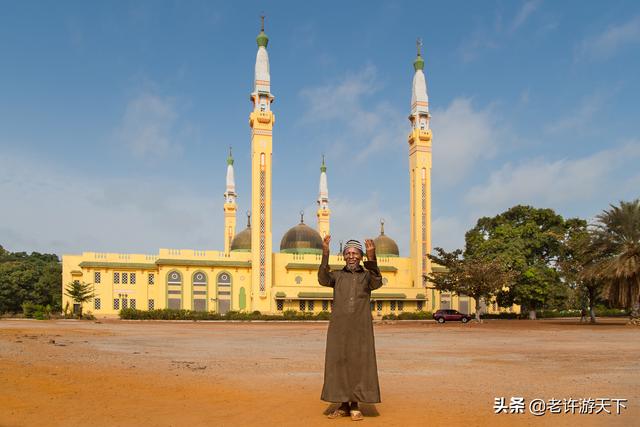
[343,239,363,255]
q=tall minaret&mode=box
[408,39,432,288]
[316,156,330,238]
[223,147,237,255]
[249,16,275,310]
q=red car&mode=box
[433,309,473,323]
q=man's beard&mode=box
[346,263,359,272]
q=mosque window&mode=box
[492,302,497,311]
[148,299,155,310]
[322,300,329,311]
[390,301,396,311]
[113,272,120,284]
[168,271,182,285]
[299,300,306,311]
[94,298,101,310]
[295,276,302,285]
[382,278,388,285]
[130,273,136,284]
[308,301,314,312]
[276,300,284,311]
[122,298,128,309]
[376,301,383,311]
[130,299,136,309]
[113,299,120,310]
[122,273,128,284]
[398,301,404,311]
[148,273,155,285]
[94,272,101,284]
[417,301,424,311]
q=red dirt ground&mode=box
[0,318,637,427]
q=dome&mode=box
[374,221,399,257]
[230,215,252,252]
[280,214,323,254]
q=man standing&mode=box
[318,235,383,421]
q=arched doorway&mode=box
[167,270,182,309]
[216,272,232,314]
[192,271,208,312]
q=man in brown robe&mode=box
[318,235,383,421]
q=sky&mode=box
[1,0,639,257]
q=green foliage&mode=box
[586,199,640,314]
[119,308,333,321]
[63,281,95,318]
[21,302,52,320]
[427,247,513,320]
[464,205,577,317]
[382,311,432,320]
[0,246,61,313]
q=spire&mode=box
[380,219,385,235]
[227,146,234,165]
[224,147,236,204]
[410,38,430,130]
[257,14,269,47]
[318,156,329,210]
[246,211,251,228]
[252,15,273,102]
[300,210,305,224]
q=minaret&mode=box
[223,147,237,255]
[408,39,432,288]
[316,156,330,238]
[249,16,275,310]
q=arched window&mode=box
[192,271,208,312]
[167,270,183,309]
[216,272,232,315]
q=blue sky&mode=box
[1,0,639,256]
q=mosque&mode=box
[62,23,514,317]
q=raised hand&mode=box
[322,234,331,255]
[365,239,376,261]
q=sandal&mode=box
[327,408,348,419]
[350,409,364,421]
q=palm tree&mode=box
[64,281,95,318]
[587,199,640,325]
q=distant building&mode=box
[62,23,517,318]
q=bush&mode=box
[22,302,52,320]
[481,312,520,319]
[118,308,334,321]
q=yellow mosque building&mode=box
[62,25,514,318]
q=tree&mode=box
[465,205,571,320]
[63,281,95,317]
[427,248,513,322]
[0,246,61,313]
[558,218,605,323]
[585,199,640,325]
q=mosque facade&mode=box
[62,25,516,318]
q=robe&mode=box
[318,254,383,403]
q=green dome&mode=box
[413,54,424,71]
[230,227,251,252]
[231,215,251,252]
[374,222,399,257]
[257,30,269,48]
[280,220,323,254]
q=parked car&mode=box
[433,309,473,323]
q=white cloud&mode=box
[577,15,640,61]
[509,0,541,33]
[116,92,184,157]
[431,98,497,185]
[0,152,221,255]
[298,65,405,163]
[544,93,602,134]
[464,142,640,216]
[431,216,467,252]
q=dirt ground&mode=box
[0,318,637,427]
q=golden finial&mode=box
[260,13,265,32]
[416,38,423,56]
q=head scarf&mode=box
[343,239,363,255]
